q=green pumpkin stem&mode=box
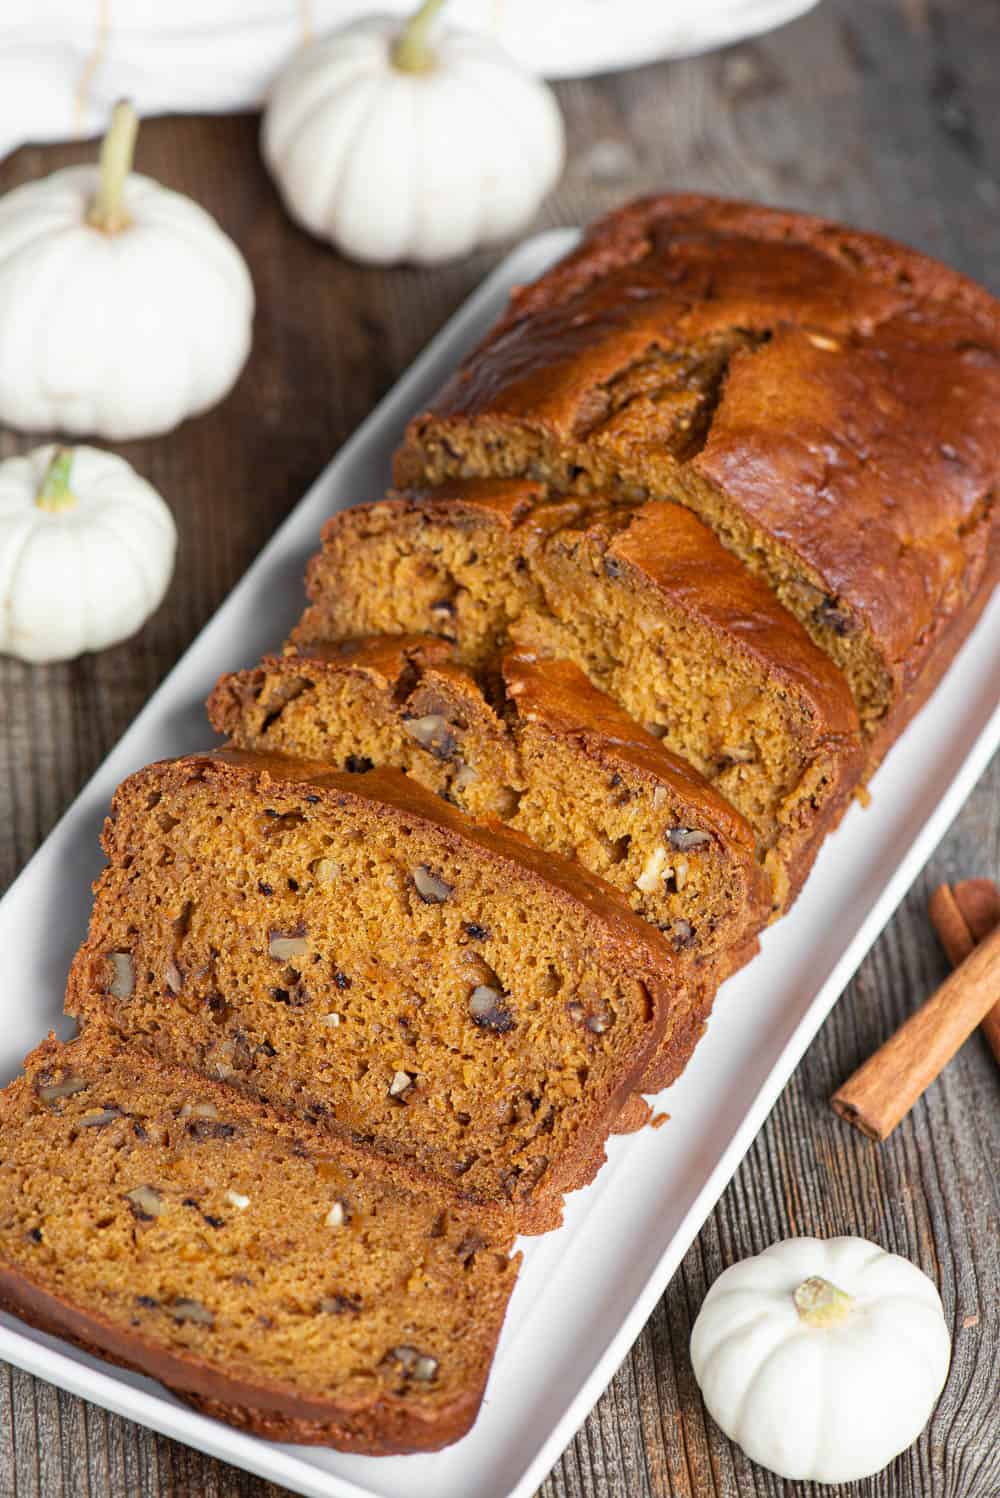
[793,1275,854,1329]
[391,0,449,73]
[87,99,139,234]
[36,448,77,513]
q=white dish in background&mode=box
[0,229,998,1498]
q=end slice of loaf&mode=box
[292,485,864,909]
[0,1030,519,1452]
[66,749,704,1233]
[208,637,770,961]
[394,193,1000,764]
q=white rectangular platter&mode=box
[1,228,999,1498]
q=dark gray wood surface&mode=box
[1,1,997,1494]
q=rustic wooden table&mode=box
[1,1,998,1494]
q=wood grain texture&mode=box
[1,1,998,1494]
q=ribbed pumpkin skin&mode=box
[262,21,564,266]
[690,1235,952,1484]
[0,166,253,440]
[0,446,176,662]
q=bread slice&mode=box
[394,194,1000,766]
[208,637,770,961]
[293,485,863,909]
[0,1030,518,1453]
[66,749,704,1233]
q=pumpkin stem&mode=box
[391,0,449,73]
[36,448,77,513]
[87,100,139,234]
[793,1275,854,1329]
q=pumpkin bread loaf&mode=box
[394,194,1000,764]
[208,636,770,961]
[292,485,863,909]
[0,1030,518,1452]
[66,749,705,1233]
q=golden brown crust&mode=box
[636,986,712,1095]
[692,316,1000,753]
[291,633,456,677]
[605,502,859,743]
[312,478,551,550]
[424,195,1000,426]
[175,1389,483,1451]
[845,530,1000,774]
[394,193,1000,761]
[0,1272,486,1454]
[494,194,1000,338]
[500,651,759,860]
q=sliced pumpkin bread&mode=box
[208,636,770,961]
[0,1029,518,1452]
[394,194,1000,764]
[292,484,864,909]
[66,748,705,1233]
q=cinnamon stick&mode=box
[928,881,977,966]
[928,879,1000,1067]
[831,916,1000,1140]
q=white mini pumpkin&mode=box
[262,0,565,265]
[0,102,254,440]
[0,445,177,662]
[690,1236,951,1484]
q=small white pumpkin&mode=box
[690,1236,951,1485]
[0,102,254,440]
[0,445,177,662]
[262,0,565,265]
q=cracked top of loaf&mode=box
[395,194,1000,760]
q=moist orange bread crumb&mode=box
[0,1030,518,1453]
[293,484,863,909]
[208,636,770,960]
[66,749,708,1233]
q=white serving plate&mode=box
[1,229,998,1498]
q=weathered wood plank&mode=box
[0,1,997,1494]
